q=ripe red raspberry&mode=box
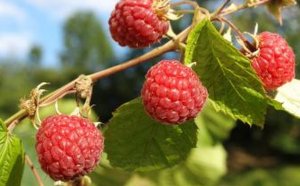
[109,0,169,48]
[251,32,295,90]
[141,60,208,124]
[35,115,104,181]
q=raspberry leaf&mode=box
[104,98,198,171]
[142,106,232,185]
[133,145,227,186]
[185,19,268,126]
[275,79,300,118]
[92,105,231,185]
[195,102,236,147]
[0,119,25,186]
[0,119,7,132]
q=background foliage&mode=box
[0,0,300,185]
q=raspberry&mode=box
[251,32,295,90]
[141,60,208,124]
[35,115,104,181]
[109,0,169,48]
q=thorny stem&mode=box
[212,0,231,17]
[218,17,244,39]
[219,0,271,17]
[4,111,27,127]
[170,0,211,19]
[175,9,195,14]
[4,26,192,127]
[25,155,44,186]
[171,0,199,10]
[4,0,272,128]
[80,86,93,118]
[217,17,256,51]
[218,20,226,34]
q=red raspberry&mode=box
[141,60,208,124]
[35,115,104,181]
[251,32,295,90]
[109,0,169,48]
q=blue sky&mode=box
[1,0,299,67]
[0,0,124,66]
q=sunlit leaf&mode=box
[0,119,24,186]
[104,98,198,171]
[275,79,300,118]
[185,19,268,127]
[195,102,236,147]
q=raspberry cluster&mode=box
[35,115,104,181]
[109,0,169,48]
[141,60,208,124]
[251,32,295,90]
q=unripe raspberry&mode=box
[35,115,104,181]
[251,32,295,90]
[141,60,208,124]
[109,0,169,48]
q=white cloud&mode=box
[26,0,119,20]
[0,2,32,59]
[0,33,32,58]
[0,1,120,61]
[0,1,28,22]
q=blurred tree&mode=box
[28,45,43,66]
[0,61,34,118]
[60,11,114,73]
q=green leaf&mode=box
[0,119,7,132]
[104,98,198,172]
[180,145,227,186]
[0,119,25,186]
[185,19,268,127]
[195,102,236,147]
[220,166,300,186]
[275,79,300,118]
[127,144,227,186]
[267,97,283,111]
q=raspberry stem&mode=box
[217,17,257,51]
[219,0,271,17]
[171,0,199,10]
[4,26,192,128]
[212,0,231,18]
[175,9,195,14]
[25,154,44,186]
